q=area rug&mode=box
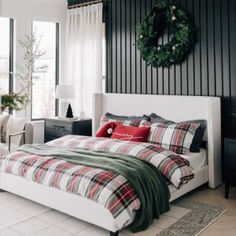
[157,199,227,236]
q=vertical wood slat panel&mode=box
[175,0,182,95]
[187,0,194,96]
[121,0,126,93]
[193,0,201,96]
[131,0,136,94]
[214,0,223,97]
[111,0,117,93]
[229,0,236,133]
[116,0,122,93]
[200,0,208,96]
[180,0,188,95]
[230,0,236,112]
[126,0,131,93]
[136,0,142,94]
[141,0,147,94]
[106,0,236,135]
[207,0,216,96]
[106,0,112,92]
[222,0,230,97]
[146,0,153,94]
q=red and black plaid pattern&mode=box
[48,135,194,188]
[1,151,140,229]
[100,116,141,127]
[140,120,200,154]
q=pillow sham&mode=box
[111,124,151,142]
[105,112,149,121]
[100,113,148,127]
[140,120,200,154]
[148,113,207,152]
[96,122,117,138]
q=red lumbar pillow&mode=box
[96,122,118,138]
[111,124,151,142]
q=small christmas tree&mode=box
[66,103,74,118]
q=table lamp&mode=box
[55,85,75,118]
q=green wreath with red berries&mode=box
[136,0,197,68]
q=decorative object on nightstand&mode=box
[55,84,75,118]
[44,118,92,143]
[224,137,236,198]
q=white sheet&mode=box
[180,148,207,170]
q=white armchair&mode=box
[0,114,26,156]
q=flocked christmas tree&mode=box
[66,103,74,118]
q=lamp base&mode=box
[66,103,74,118]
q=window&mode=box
[0,17,13,94]
[32,21,59,119]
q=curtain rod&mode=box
[68,0,103,9]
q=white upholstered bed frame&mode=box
[0,93,222,235]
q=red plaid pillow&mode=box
[140,120,200,154]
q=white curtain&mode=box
[65,3,103,118]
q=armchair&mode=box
[8,130,26,152]
[0,115,26,156]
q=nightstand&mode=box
[224,137,236,198]
[45,118,92,143]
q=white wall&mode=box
[0,0,67,119]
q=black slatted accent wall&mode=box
[105,0,236,136]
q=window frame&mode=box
[9,18,14,94]
[31,21,60,121]
[0,17,14,95]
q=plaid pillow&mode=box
[148,113,207,152]
[140,120,200,154]
[100,116,142,127]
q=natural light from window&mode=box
[0,17,10,94]
[32,21,57,119]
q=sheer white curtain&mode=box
[65,3,103,118]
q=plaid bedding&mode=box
[0,150,140,229]
[48,135,194,188]
[0,135,193,230]
[140,120,201,154]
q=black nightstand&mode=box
[224,137,236,198]
[45,118,92,143]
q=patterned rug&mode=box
[157,199,227,236]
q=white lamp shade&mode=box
[55,85,75,99]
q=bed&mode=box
[0,93,222,236]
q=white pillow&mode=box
[6,116,26,147]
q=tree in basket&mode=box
[0,34,46,112]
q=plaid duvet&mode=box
[140,120,200,154]
[0,150,140,229]
[48,135,194,188]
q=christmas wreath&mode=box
[136,0,197,67]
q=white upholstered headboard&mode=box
[92,93,222,189]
